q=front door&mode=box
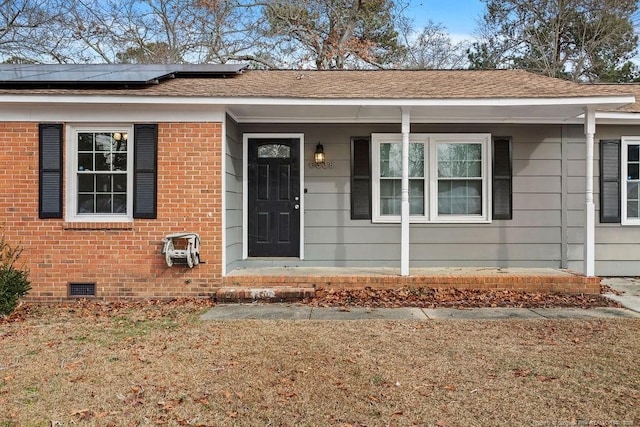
[247,138,300,257]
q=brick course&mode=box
[1,122,223,300]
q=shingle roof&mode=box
[591,83,640,112]
[0,68,633,102]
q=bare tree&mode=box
[0,0,471,71]
[400,20,469,69]
[258,0,405,69]
[0,0,64,63]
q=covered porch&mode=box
[221,70,636,287]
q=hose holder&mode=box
[161,233,201,268]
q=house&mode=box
[0,63,639,300]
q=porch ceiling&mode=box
[226,100,631,124]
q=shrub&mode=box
[0,235,31,317]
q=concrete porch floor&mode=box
[221,267,601,298]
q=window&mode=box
[622,137,640,225]
[40,123,157,221]
[372,133,491,223]
[66,126,134,222]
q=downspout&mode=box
[583,107,596,277]
[401,107,411,276]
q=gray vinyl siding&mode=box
[572,124,640,276]
[228,123,565,270]
[224,116,243,272]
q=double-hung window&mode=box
[66,126,134,222]
[622,137,640,225]
[372,133,491,223]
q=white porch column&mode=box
[584,107,596,277]
[401,107,411,276]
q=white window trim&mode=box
[65,124,134,223]
[621,136,640,225]
[371,133,492,224]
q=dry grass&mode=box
[1,302,639,426]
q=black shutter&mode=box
[133,124,158,219]
[39,123,63,219]
[492,137,512,220]
[599,139,621,223]
[351,137,371,219]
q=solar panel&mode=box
[0,63,247,85]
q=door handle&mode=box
[294,204,300,210]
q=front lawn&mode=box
[1,301,639,426]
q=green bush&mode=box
[0,236,31,317]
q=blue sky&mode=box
[405,0,485,39]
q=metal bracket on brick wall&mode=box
[161,233,201,268]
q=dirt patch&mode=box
[0,302,638,426]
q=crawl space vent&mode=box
[68,282,96,298]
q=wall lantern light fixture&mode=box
[314,143,325,165]
[309,142,334,169]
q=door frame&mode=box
[243,133,305,259]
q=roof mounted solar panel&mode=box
[0,63,247,86]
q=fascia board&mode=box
[0,94,634,108]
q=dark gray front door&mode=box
[248,138,300,257]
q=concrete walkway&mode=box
[200,304,639,321]
[200,277,640,321]
[601,277,640,313]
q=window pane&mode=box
[78,174,94,192]
[258,144,290,158]
[95,153,110,171]
[409,143,424,177]
[78,133,93,151]
[409,180,424,215]
[466,143,481,160]
[628,145,640,162]
[113,135,127,152]
[380,143,401,177]
[94,133,112,151]
[78,153,93,171]
[96,175,111,192]
[113,195,127,213]
[628,163,639,180]
[113,174,127,192]
[78,194,94,213]
[380,179,400,215]
[96,194,112,213]
[627,200,639,218]
[467,161,481,177]
[112,154,127,171]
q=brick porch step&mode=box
[215,286,315,303]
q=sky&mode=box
[405,0,485,41]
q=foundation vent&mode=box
[68,282,96,298]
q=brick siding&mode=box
[0,122,223,300]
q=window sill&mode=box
[371,216,490,224]
[63,222,133,230]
